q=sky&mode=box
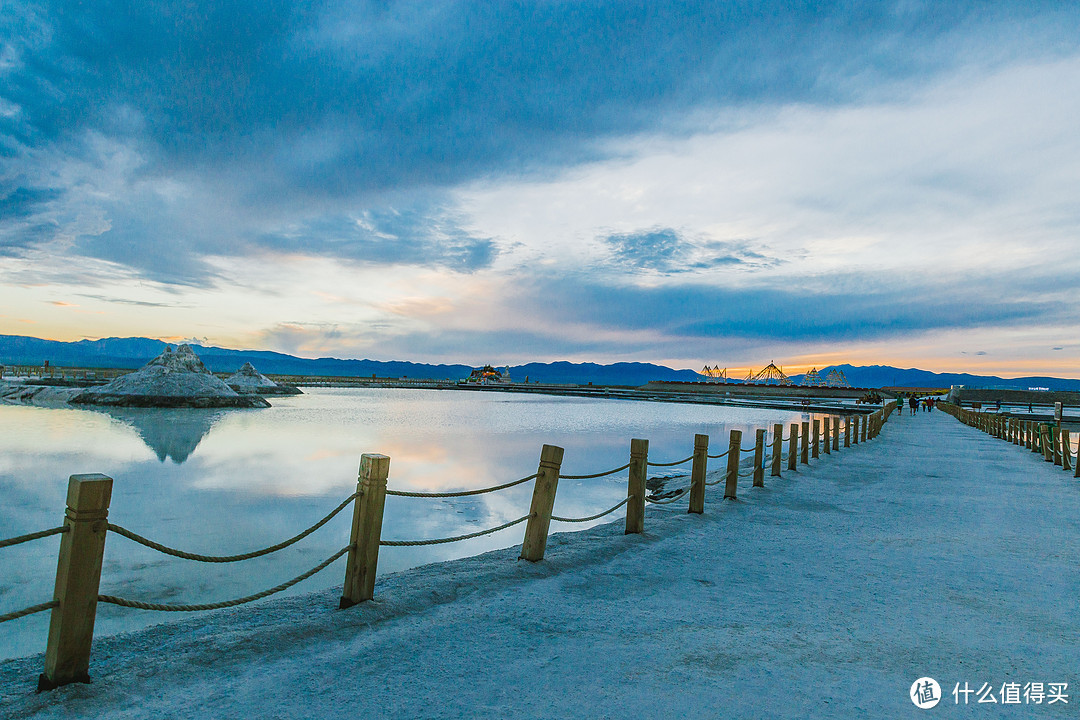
[2,1,1079,377]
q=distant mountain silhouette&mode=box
[3,335,1077,390]
[0,335,701,384]
[787,364,1080,392]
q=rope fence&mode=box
[12,400,896,690]
[385,474,537,498]
[552,497,631,523]
[381,515,532,547]
[561,462,632,480]
[647,455,694,468]
[97,545,352,612]
[0,526,67,550]
[106,492,359,563]
[0,600,59,625]
[938,402,1078,478]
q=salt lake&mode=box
[1,386,836,660]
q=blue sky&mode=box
[2,1,1079,376]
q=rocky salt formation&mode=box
[225,362,302,395]
[70,345,270,408]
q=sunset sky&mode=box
[2,2,1079,377]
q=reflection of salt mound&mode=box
[99,407,223,463]
[225,362,302,395]
[71,345,270,408]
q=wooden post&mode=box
[812,419,820,459]
[39,474,113,691]
[1013,419,1020,445]
[1040,425,1053,462]
[625,438,648,534]
[1026,421,1034,451]
[520,444,564,561]
[724,429,741,500]
[340,454,390,609]
[800,421,809,464]
[860,415,868,443]
[852,416,860,445]
[823,417,831,455]
[1062,429,1073,473]
[688,434,709,514]
[1051,426,1063,466]
[788,423,798,471]
[832,418,840,451]
[1074,435,1080,478]
[771,423,783,477]
[844,416,852,447]
[753,428,766,487]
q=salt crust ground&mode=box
[2,412,1077,719]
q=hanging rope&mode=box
[561,462,632,480]
[97,545,351,612]
[107,492,359,563]
[385,474,537,498]
[706,449,729,459]
[647,455,694,468]
[0,600,58,624]
[381,514,532,547]
[0,526,67,550]
[551,497,631,523]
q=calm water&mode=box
[1,387,834,660]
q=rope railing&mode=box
[97,545,352,612]
[560,462,632,480]
[380,514,532,547]
[385,473,538,498]
[646,455,694,468]
[0,600,59,624]
[106,492,359,563]
[551,497,631,523]
[0,526,68,550]
[25,409,900,689]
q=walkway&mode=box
[2,411,1077,718]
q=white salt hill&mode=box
[70,345,270,408]
[225,362,302,395]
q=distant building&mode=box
[465,365,513,384]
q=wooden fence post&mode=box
[832,417,840,451]
[688,434,709,514]
[852,416,860,445]
[1061,429,1073,473]
[812,419,820,459]
[823,417,831,455]
[39,474,113,691]
[788,423,798,471]
[860,415,868,443]
[800,421,809,464]
[340,453,390,609]
[753,428,766,487]
[844,416,852,447]
[520,444,564,561]
[626,438,648,534]
[724,430,741,500]
[771,423,783,477]
[1052,427,1063,466]
[1040,425,1053,462]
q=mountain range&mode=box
[1,334,1077,390]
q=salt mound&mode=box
[225,362,302,395]
[71,345,270,408]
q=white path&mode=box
[2,411,1078,719]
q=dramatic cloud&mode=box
[1,1,1078,374]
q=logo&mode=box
[911,677,941,709]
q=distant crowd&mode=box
[896,393,939,415]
